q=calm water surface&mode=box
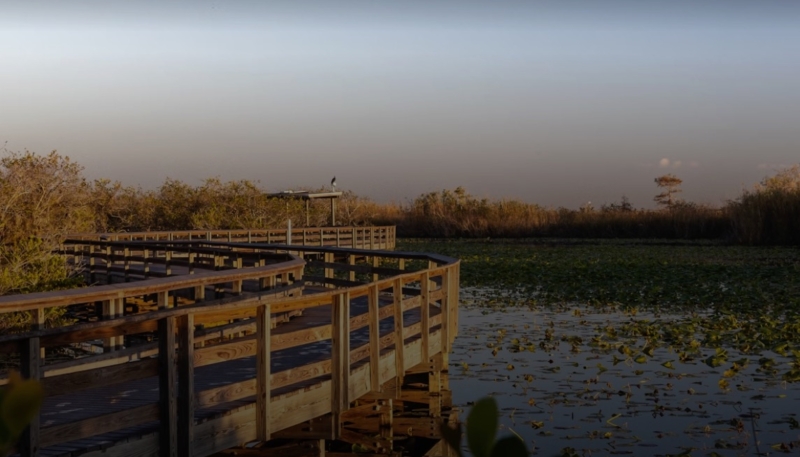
[448,290,800,456]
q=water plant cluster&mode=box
[398,239,800,456]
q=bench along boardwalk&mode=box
[0,227,459,457]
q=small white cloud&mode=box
[659,158,670,168]
[689,161,700,168]
[672,160,682,168]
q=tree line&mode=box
[2,149,799,297]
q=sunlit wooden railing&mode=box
[67,226,396,250]
[0,239,458,457]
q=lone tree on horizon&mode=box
[654,174,683,209]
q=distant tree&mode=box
[602,195,634,213]
[758,164,800,192]
[1,149,88,329]
[654,174,683,209]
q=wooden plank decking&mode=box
[0,228,458,457]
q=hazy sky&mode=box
[2,1,799,208]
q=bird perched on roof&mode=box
[331,176,337,191]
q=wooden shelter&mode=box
[267,191,342,227]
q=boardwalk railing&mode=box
[67,226,396,250]
[0,238,458,457]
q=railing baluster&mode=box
[331,292,350,439]
[20,333,42,457]
[372,256,380,282]
[420,271,430,362]
[440,269,450,355]
[177,314,194,456]
[368,284,381,392]
[348,254,356,282]
[158,315,177,457]
[393,278,405,389]
[256,304,272,441]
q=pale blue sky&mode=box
[2,1,799,208]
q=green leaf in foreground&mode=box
[467,398,499,457]
[490,436,528,457]
[442,396,529,457]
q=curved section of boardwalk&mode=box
[0,229,457,457]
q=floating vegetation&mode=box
[398,240,800,456]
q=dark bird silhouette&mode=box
[331,176,337,191]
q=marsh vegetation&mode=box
[399,239,800,456]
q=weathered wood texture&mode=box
[0,231,458,457]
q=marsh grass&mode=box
[376,188,731,240]
[368,174,800,244]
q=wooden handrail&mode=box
[66,226,396,250]
[1,236,458,457]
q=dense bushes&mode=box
[2,150,799,256]
[0,150,91,297]
[728,165,800,245]
[383,186,730,240]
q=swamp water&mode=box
[448,289,800,456]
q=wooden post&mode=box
[393,278,405,389]
[420,271,430,362]
[453,266,460,334]
[368,285,381,392]
[370,228,375,250]
[371,256,380,282]
[105,245,112,283]
[348,254,356,282]
[257,304,272,441]
[336,228,341,247]
[428,260,436,292]
[89,244,96,283]
[331,292,351,439]
[398,258,405,271]
[429,355,442,418]
[165,250,172,276]
[194,284,205,302]
[158,291,170,310]
[20,310,43,457]
[102,298,123,351]
[177,314,194,456]
[158,315,177,457]
[143,248,150,278]
[324,252,334,287]
[123,246,130,282]
[440,270,451,355]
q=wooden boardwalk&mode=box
[0,227,458,457]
